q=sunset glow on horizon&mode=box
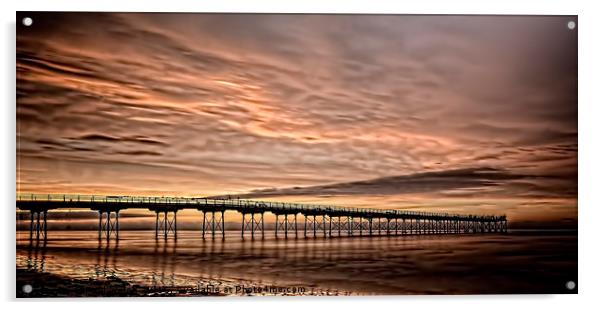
[16,13,577,226]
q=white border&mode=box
[2,1,601,309]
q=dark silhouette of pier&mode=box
[17,194,508,242]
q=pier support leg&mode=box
[43,211,48,240]
[304,215,307,238]
[200,210,224,240]
[212,211,216,238]
[284,215,288,239]
[402,218,406,235]
[348,216,353,236]
[222,211,225,240]
[29,211,34,242]
[164,211,168,240]
[98,210,120,242]
[100,211,104,240]
[201,211,206,239]
[242,212,263,239]
[152,210,178,240]
[28,210,48,243]
[251,213,255,238]
[36,211,41,242]
[275,214,279,239]
[387,218,391,235]
[105,211,110,242]
[241,213,245,239]
[116,211,119,240]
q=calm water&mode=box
[16,230,577,295]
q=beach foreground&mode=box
[17,268,337,297]
[17,230,577,296]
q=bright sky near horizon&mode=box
[16,13,577,225]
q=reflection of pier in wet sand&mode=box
[17,194,508,242]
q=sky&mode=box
[16,13,577,226]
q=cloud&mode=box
[74,134,167,146]
[213,167,574,201]
[16,13,577,223]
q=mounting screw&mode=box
[567,21,576,30]
[22,17,33,27]
[22,284,33,294]
[566,280,576,290]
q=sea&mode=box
[16,230,577,295]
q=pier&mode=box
[17,194,508,242]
